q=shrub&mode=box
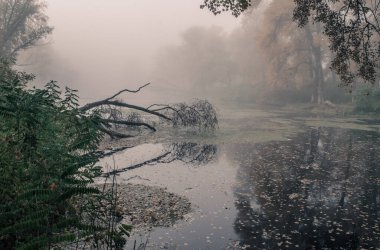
[0,63,129,249]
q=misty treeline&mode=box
[154,2,341,105]
[202,0,380,86]
[154,0,380,106]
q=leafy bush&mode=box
[0,62,129,249]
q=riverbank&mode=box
[98,183,193,234]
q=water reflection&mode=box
[166,142,218,165]
[103,142,217,176]
[233,127,380,249]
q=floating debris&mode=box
[101,183,192,231]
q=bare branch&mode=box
[98,126,134,139]
[80,100,172,121]
[101,118,156,132]
[104,82,150,101]
[79,87,217,139]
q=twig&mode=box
[105,83,150,101]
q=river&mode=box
[99,106,380,249]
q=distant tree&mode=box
[227,7,267,92]
[202,0,380,86]
[154,26,237,98]
[256,0,328,104]
[0,0,52,59]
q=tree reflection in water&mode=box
[103,142,218,176]
[232,127,380,249]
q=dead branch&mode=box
[98,126,134,139]
[80,100,171,121]
[79,84,218,140]
[101,118,156,132]
[164,100,218,130]
[105,82,150,100]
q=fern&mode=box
[17,189,55,200]
[1,217,47,234]
[59,187,101,200]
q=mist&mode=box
[4,1,380,249]
[17,0,353,108]
[18,0,240,105]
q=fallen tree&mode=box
[80,83,218,139]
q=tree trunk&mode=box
[305,23,325,105]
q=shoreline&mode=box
[98,183,193,233]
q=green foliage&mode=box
[354,86,380,114]
[0,62,129,249]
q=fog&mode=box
[17,0,354,108]
[19,0,240,105]
[4,2,380,249]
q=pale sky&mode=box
[29,0,241,103]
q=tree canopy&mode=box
[202,0,380,86]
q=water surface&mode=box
[100,108,380,249]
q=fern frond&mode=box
[16,236,49,250]
[59,187,100,200]
[52,233,76,244]
[54,218,78,230]
[18,189,54,201]
[21,209,50,222]
[62,177,92,186]
[0,209,20,223]
[1,217,46,234]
